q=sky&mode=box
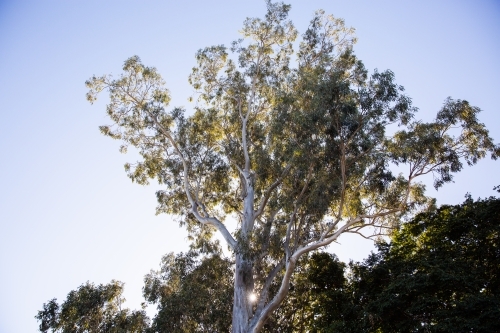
[0,1,499,332]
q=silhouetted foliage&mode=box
[310,195,500,332]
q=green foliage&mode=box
[35,281,149,333]
[140,250,350,333]
[143,251,233,333]
[261,252,350,333]
[386,98,500,189]
[85,1,499,330]
[139,251,346,333]
[310,196,500,332]
[38,194,499,332]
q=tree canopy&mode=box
[84,1,499,331]
[353,195,500,332]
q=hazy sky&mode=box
[0,1,499,332]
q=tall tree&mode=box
[85,2,499,331]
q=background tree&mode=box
[143,250,233,333]
[309,195,500,332]
[35,281,149,333]
[85,1,499,331]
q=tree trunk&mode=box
[232,253,253,332]
[232,171,256,333]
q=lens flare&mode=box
[249,292,257,303]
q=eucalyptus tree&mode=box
[85,1,499,332]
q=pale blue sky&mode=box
[0,1,499,332]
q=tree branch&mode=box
[254,163,292,219]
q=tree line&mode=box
[37,195,500,332]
